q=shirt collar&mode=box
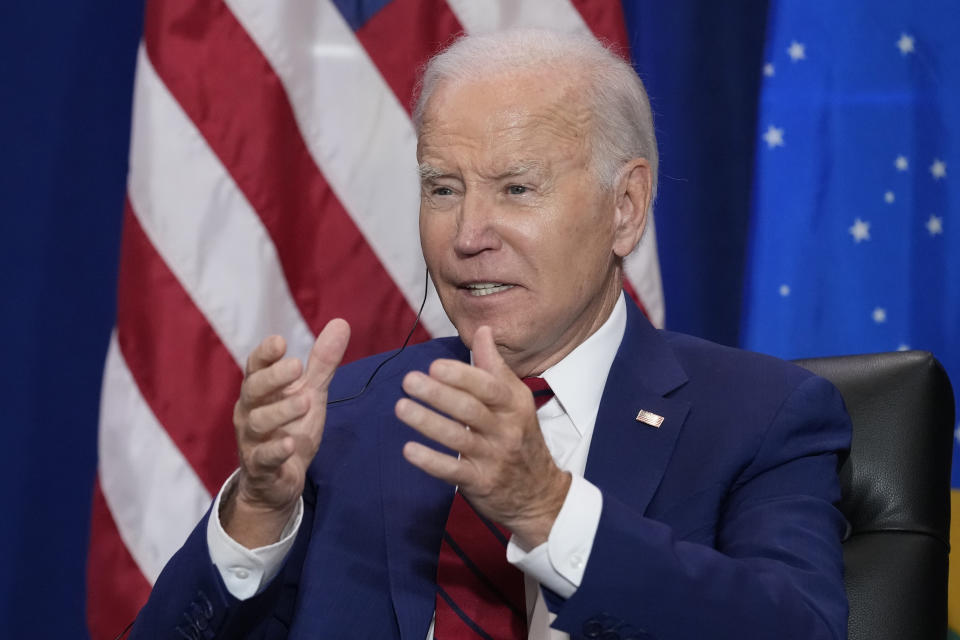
[539,292,627,436]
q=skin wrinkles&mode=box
[417,67,646,377]
[419,160,558,214]
[418,90,591,186]
[419,160,548,185]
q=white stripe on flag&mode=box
[128,45,317,366]
[99,331,212,584]
[446,0,591,35]
[625,221,664,328]
[224,0,456,339]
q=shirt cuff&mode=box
[506,474,602,599]
[205,469,304,600]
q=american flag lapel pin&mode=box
[635,409,665,428]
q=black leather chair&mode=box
[794,351,955,640]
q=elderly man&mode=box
[131,29,850,640]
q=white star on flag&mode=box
[763,63,775,77]
[779,284,791,297]
[763,125,784,148]
[896,33,915,55]
[787,41,806,61]
[849,218,871,242]
[897,344,911,352]
[745,7,960,567]
[930,158,947,179]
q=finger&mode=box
[249,436,296,471]
[426,358,507,408]
[402,441,464,486]
[471,325,512,373]
[471,326,522,400]
[246,393,311,437]
[290,318,351,394]
[401,370,491,429]
[395,397,474,453]
[241,357,303,406]
[246,335,286,376]
[471,326,536,412]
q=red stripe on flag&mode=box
[142,0,431,362]
[86,480,151,640]
[571,0,631,57]
[355,0,463,112]
[116,201,240,493]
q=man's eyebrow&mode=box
[417,161,545,181]
[418,163,451,181]
[491,161,545,180]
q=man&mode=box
[130,29,850,639]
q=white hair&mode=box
[412,28,658,205]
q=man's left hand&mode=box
[395,325,572,548]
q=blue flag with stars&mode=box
[741,0,959,628]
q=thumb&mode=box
[295,318,351,393]
[471,325,511,378]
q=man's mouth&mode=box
[463,282,515,297]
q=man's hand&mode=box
[222,318,351,548]
[395,325,571,548]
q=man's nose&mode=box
[454,192,501,257]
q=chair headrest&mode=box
[794,351,954,545]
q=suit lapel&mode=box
[379,339,467,640]
[585,300,691,515]
[377,308,690,634]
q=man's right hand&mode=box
[221,318,351,548]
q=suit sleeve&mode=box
[548,374,851,640]
[127,481,318,639]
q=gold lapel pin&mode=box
[635,409,665,428]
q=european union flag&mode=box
[741,0,959,631]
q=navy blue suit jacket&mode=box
[131,299,850,639]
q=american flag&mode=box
[741,0,959,633]
[86,1,664,637]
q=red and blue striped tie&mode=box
[434,378,554,640]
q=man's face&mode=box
[417,70,632,375]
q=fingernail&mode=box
[404,372,424,392]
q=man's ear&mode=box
[612,158,652,258]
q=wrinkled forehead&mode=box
[416,71,592,163]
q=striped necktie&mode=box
[434,378,554,639]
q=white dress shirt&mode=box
[208,293,628,639]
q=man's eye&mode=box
[431,186,454,196]
[507,185,528,195]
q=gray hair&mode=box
[412,28,658,206]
